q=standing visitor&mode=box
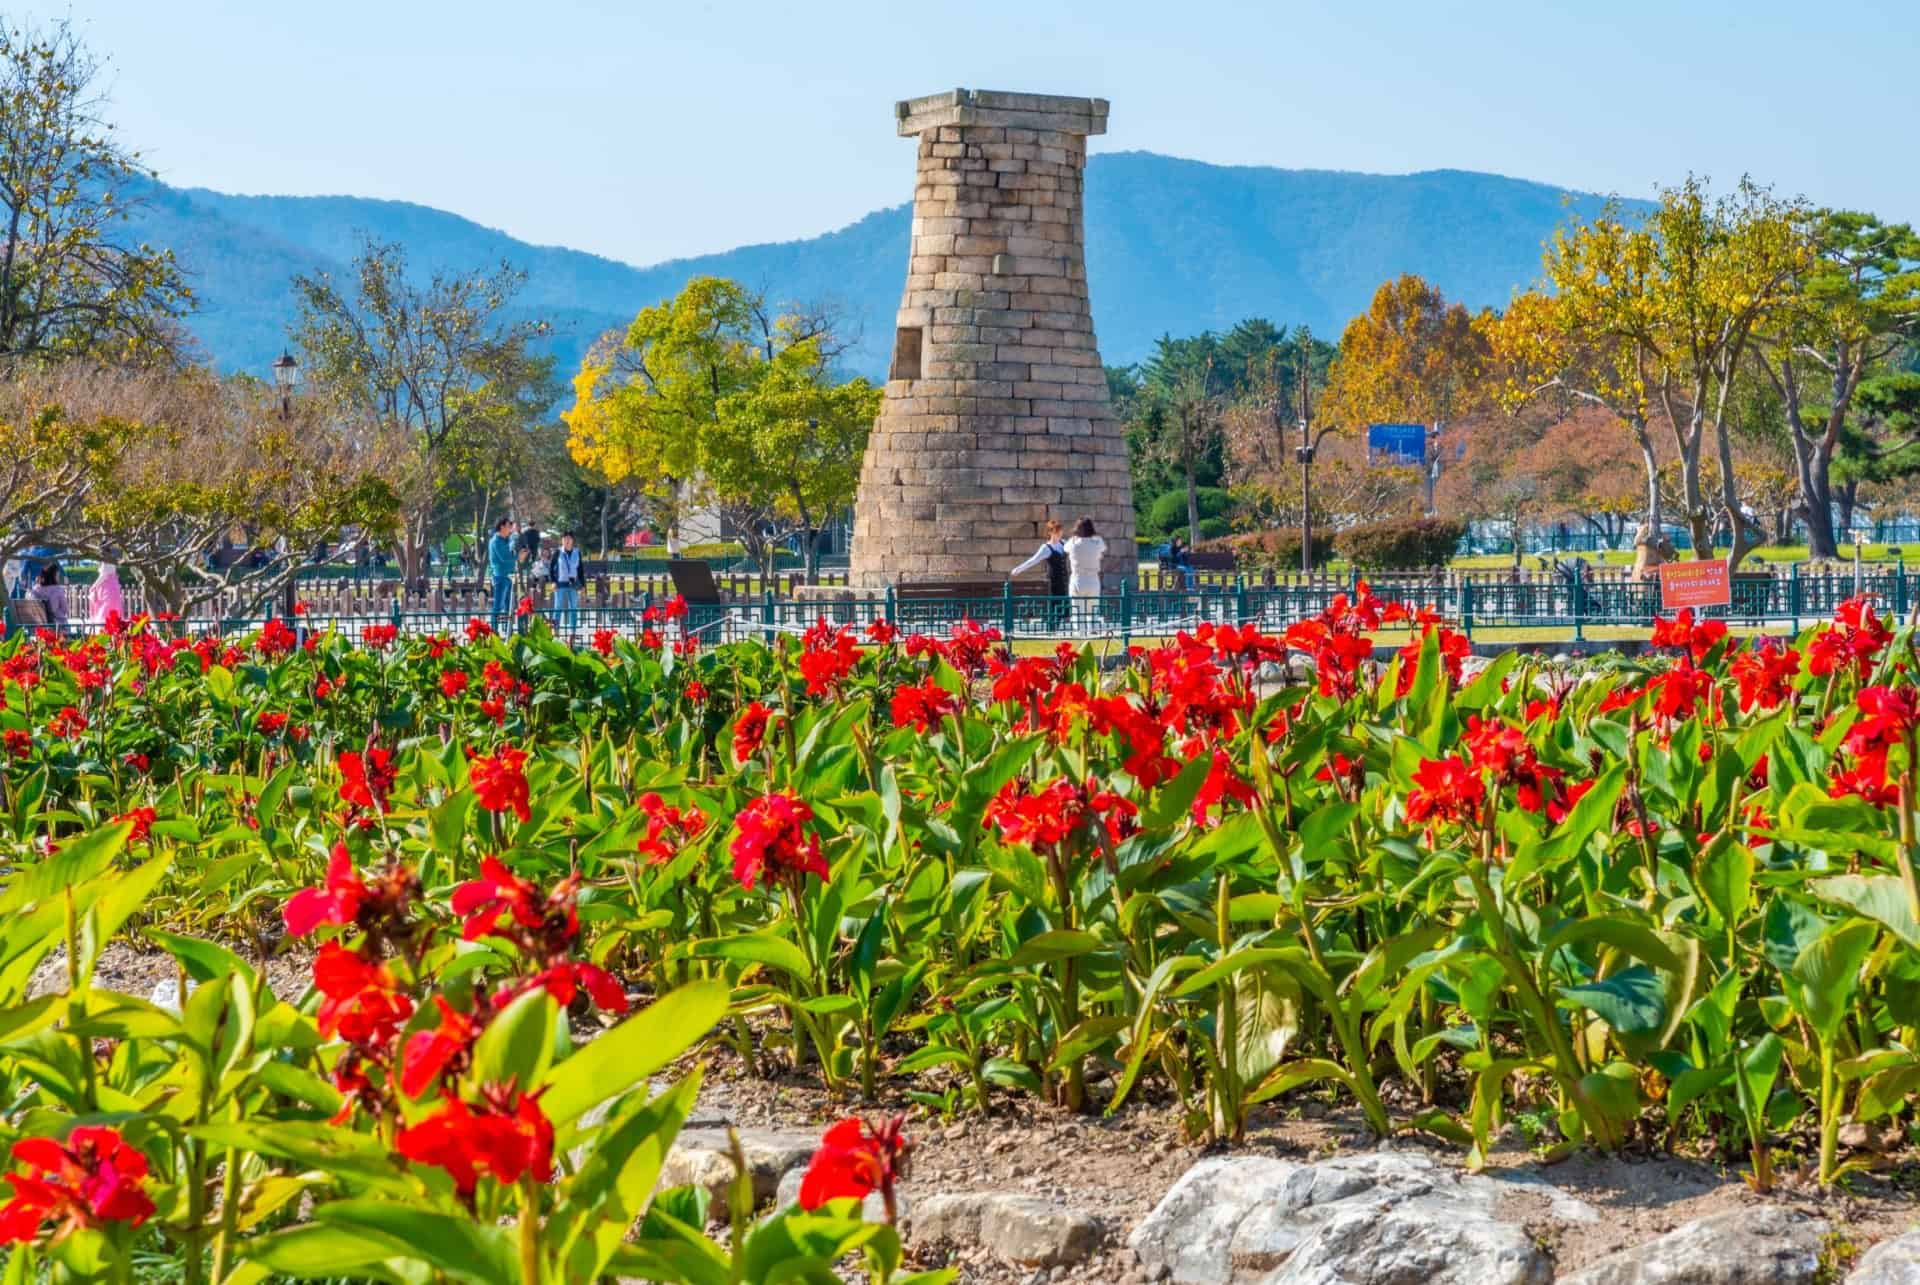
[550,531,583,637]
[1065,517,1106,631]
[91,562,124,626]
[31,563,67,629]
[488,518,518,631]
[1008,519,1069,594]
[1009,519,1070,632]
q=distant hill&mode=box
[125,154,1644,381]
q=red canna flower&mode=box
[113,806,157,844]
[591,628,617,656]
[469,746,531,822]
[401,996,481,1098]
[1808,595,1891,681]
[439,669,470,698]
[519,961,629,1013]
[797,1115,910,1222]
[284,843,369,936]
[730,792,826,890]
[339,749,397,814]
[1728,639,1800,712]
[1405,755,1485,827]
[311,942,413,1047]
[1846,685,1920,758]
[1191,750,1255,827]
[1649,608,1728,663]
[361,623,398,651]
[684,679,708,703]
[636,792,708,866]
[0,1126,154,1243]
[865,618,899,645]
[733,701,774,764]
[451,855,546,941]
[257,710,290,736]
[465,617,494,643]
[890,676,958,732]
[395,1083,554,1196]
[256,618,297,658]
[798,619,862,696]
[515,596,535,619]
[3,730,29,759]
[46,706,87,739]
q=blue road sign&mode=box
[1367,423,1427,466]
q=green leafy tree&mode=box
[564,276,864,568]
[1137,334,1227,546]
[708,341,880,575]
[0,18,190,362]
[1752,211,1920,556]
[290,238,555,583]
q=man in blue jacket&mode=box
[488,518,519,631]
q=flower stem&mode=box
[518,1172,543,1285]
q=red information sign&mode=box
[1658,559,1731,611]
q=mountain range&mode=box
[124,153,1644,383]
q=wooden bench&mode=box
[8,598,51,629]
[894,578,1047,602]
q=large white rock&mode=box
[1559,1206,1828,1285]
[911,1191,1102,1268]
[1852,1231,1920,1284]
[1127,1149,1551,1285]
[656,1128,818,1221]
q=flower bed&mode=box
[0,587,1915,1281]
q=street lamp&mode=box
[270,351,299,418]
[1293,327,1316,573]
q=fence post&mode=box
[1571,559,1586,643]
[1235,574,1249,626]
[1789,562,1801,632]
[762,588,775,645]
[1898,559,1909,621]
[1121,579,1133,650]
[1461,577,1474,639]
[884,584,897,626]
[1001,580,1014,640]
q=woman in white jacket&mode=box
[1064,517,1106,600]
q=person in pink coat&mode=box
[90,562,124,626]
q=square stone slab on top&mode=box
[895,89,1109,137]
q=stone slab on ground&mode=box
[1852,1231,1920,1284]
[911,1191,1102,1268]
[657,1128,817,1219]
[1127,1147,1551,1285]
[1558,1206,1829,1285]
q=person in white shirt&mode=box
[1065,517,1106,598]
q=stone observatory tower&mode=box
[849,89,1135,589]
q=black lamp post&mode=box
[271,351,299,418]
[1293,326,1317,573]
[270,351,301,622]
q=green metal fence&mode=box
[7,568,1913,646]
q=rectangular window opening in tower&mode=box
[889,326,923,382]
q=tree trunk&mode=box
[1837,481,1860,542]
[1183,417,1200,547]
[598,488,613,558]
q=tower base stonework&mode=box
[849,89,1135,589]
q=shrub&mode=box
[1197,528,1334,570]
[1142,486,1233,538]
[1335,517,1466,569]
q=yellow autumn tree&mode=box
[1321,274,1491,433]
[1493,178,1810,567]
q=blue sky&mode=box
[31,0,1920,265]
